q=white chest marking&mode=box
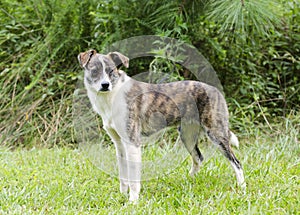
[87,90,114,128]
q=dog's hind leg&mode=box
[189,144,204,176]
[179,124,203,176]
[206,129,245,188]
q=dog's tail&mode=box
[229,131,239,148]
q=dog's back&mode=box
[125,80,229,138]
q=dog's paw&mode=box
[120,181,129,194]
[129,192,139,202]
[240,181,247,191]
[189,165,200,177]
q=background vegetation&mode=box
[0,0,299,146]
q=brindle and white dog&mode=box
[78,49,245,201]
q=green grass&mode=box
[0,128,299,214]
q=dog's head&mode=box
[78,50,129,92]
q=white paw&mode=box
[120,181,129,194]
[240,181,247,191]
[189,165,200,177]
[129,192,139,202]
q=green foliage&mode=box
[0,0,98,146]
[0,0,299,146]
[188,1,300,131]
[207,0,281,38]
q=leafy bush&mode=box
[0,0,97,146]
[0,0,299,146]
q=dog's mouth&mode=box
[99,88,109,92]
[97,88,110,93]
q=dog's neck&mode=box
[112,70,132,93]
[117,70,131,84]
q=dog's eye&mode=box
[91,70,98,78]
[109,70,114,76]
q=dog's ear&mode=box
[78,49,97,68]
[108,52,129,69]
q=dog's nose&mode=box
[100,81,110,91]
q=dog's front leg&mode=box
[105,127,129,194]
[124,142,142,202]
[115,142,129,194]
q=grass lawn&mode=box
[0,130,299,214]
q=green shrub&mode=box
[0,0,299,147]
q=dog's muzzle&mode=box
[99,81,110,92]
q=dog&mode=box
[78,49,245,201]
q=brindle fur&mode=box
[78,49,245,202]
